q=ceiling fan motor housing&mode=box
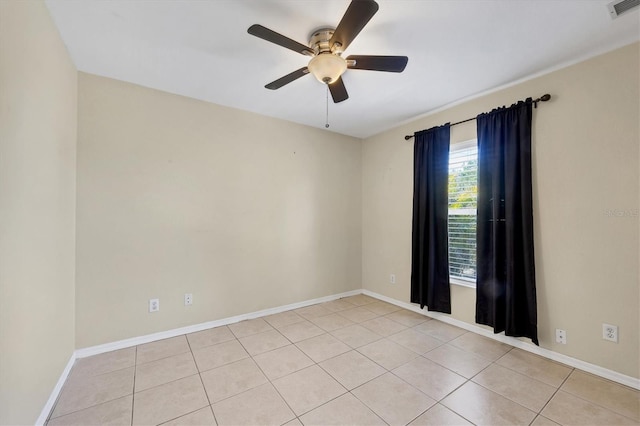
[309,28,342,55]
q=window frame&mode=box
[448,139,478,289]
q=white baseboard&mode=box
[75,289,361,359]
[41,286,638,425]
[40,289,360,425]
[36,352,76,426]
[362,289,640,390]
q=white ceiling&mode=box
[45,0,639,139]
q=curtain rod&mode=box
[403,94,551,141]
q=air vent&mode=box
[607,0,640,19]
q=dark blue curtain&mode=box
[411,124,451,313]
[476,99,538,345]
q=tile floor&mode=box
[47,295,640,425]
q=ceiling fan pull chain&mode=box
[325,85,330,128]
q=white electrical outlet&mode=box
[603,323,618,343]
[149,298,159,313]
[555,328,566,344]
[184,293,193,306]
[390,274,396,284]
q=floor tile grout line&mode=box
[64,364,135,381]
[417,346,489,380]
[315,353,387,393]
[284,384,350,419]
[228,319,276,340]
[388,332,447,355]
[237,331,292,358]
[550,370,640,423]
[131,372,203,394]
[346,390,391,425]
[130,346,137,426]
[469,349,569,414]
[430,355,508,426]
[352,338,420,372]
[130,332,211,423]
[46,365,137,421]
[492,349,573,389]
[135,348,192,367]
[133,349,199,388]
[46,393,135,423]
[302,389,390,424]
[250,345,310,423]
[536,367,576,423]
[185,336,213,406]
[461,354,547,417]
[45,357,78,423]
[387,364,466,403]
[436,402,478,426]
[529,414,544,426]
[280,324,327,345]
[404,402,439,426]
[264,315,306,329]
[195,365,267,407]
[155,406,210,426]
[185,325,236,351]
[466,346,563,415]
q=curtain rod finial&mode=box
[533,94,551,108]
[405,135,413,140]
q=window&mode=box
[448,140,478,287]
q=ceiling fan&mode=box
[247,0,408,103]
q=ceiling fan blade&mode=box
[330,0,379,52]
[248,24,314,56]
[329,77,349,103]
[265,67,310,90]
[347,55,408,72]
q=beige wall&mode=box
[0,1,77,424]
[362,43,640,379]
[76,73,362,348]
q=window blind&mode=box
[448,143,478,282]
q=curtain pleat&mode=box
[475,99,538,345]
[410,124,451,313]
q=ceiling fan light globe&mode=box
[308,54,347,85]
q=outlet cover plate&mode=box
[602,323,618,342]
[149,298,159,313]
